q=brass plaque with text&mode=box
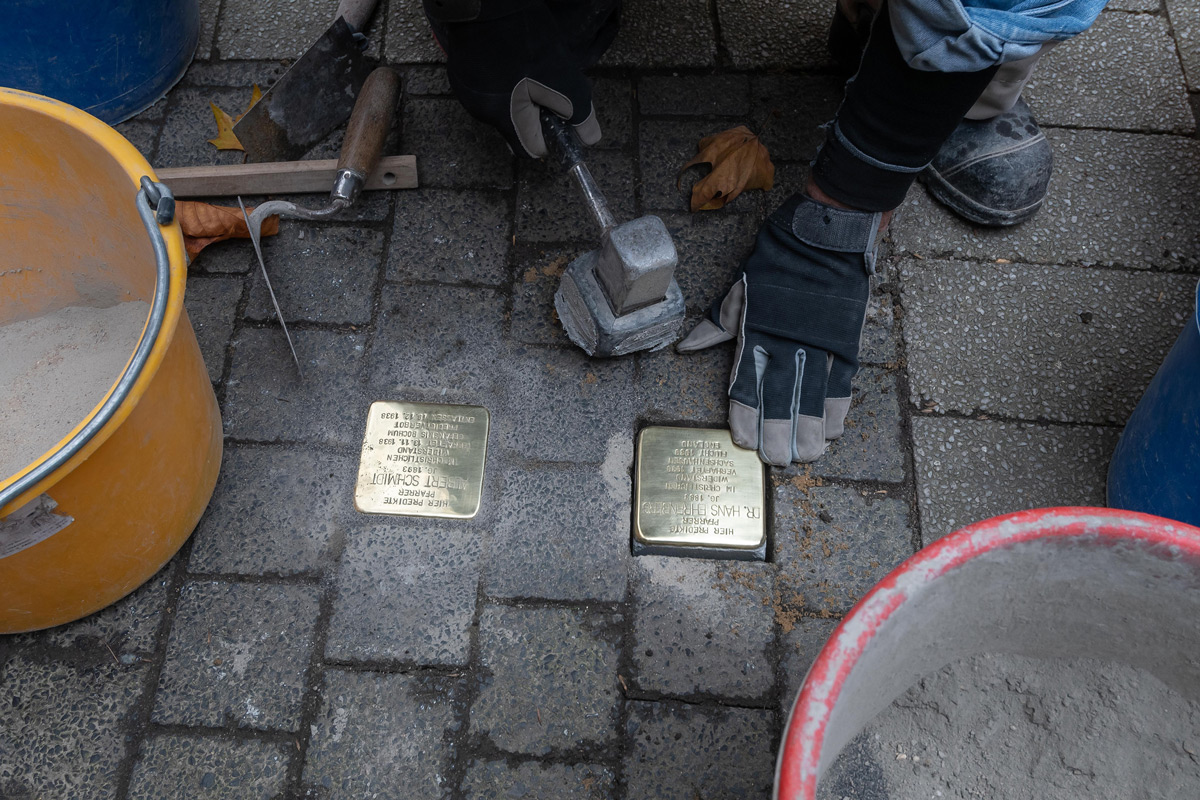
[355,401,489,519]
[634,426,765,550]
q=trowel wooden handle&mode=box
[335,0,380,32]
[333,67,400,204]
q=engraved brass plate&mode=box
[634,426,765,550]
[355,401,489,519]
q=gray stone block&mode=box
[774,484,913,617]
[638,75,751,117]
[1024,13,1194,134]
[189,238,255,276]
[516,151,635,242]
[890,130,1200,270]
[659,211,755,316]
[860,283,900,366]
[302,669,463,798]
[182,61,288,89]
[1167,0,1200,90]
[153,581,320,731]
[325,520,483,665]
[471,606,621,755]
[486,466,631,602]
[114,120,160,162]
[389,189,511,286]
[197,0,220,59]
[157,88,250,168]
[461,760,616,800]
[491,347,638,462]
[601,0,716,67]
[188,447,354,576]
[631,556,775,700]
[780,616,840,713]
[718,0,836,69]
[637,345,733,427]
[622,700,777,799]
[404,66,451,95]
[902,259,1195,424]
[369,283,509,398]
[592,79,635,151]
[511,247,575,345]
[750,75,844,162]
[0,656,147,800]
[385,0,444,64]
[913,417,1119,541]
[184,275,242,383]
[639,120,748,213]
[223,328,369,446]
[127,734,291,800]
[805,366,906,483]
[402,98,514,189]
[245,225,383,325]
[216,0,382,59]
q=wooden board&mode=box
[156,155,417,197]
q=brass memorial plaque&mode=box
[634,426,766,555]
[355,401,489,519]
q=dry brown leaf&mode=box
[677,125,775,212]
[207,85,263,151]
[177,201,279,259]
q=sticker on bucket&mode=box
[0,494,73,559]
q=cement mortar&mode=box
[820,652,1200,799]
[0,302,149,481]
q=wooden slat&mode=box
[156,155,417,197]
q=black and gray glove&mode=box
[677,193,882,466]
[425,0,602,157]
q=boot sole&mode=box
[919,168,1045,227]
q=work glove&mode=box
[424,0,601,158]
[677,193,882,466]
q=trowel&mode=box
[234,0,381,162]
[241,66,401,377]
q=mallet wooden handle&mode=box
[332,67,401,205]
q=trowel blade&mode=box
[233,17,373,163]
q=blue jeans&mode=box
[891,0,1108,71]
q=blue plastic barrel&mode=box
[0,0,199,124]
[1107,280,1200,526]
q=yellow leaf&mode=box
[677,125,775,212]
[235,84,263,123]
[207,102,243,151]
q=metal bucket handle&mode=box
[0,177,175,514]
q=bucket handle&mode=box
[0,178,175,517]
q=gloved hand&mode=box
[424,0,601,158]
[677,193,882,466]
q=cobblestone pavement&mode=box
[2,0,1198,797]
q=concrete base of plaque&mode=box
[632,426,767,562]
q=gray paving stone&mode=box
[1168,0,1200,90]
[632,556,775,699]
[774,484,913,617]
[860,281,900,365]
[216,0,383,59]
[749,74,845,162]
[153,581,320,731]
[189,447,353,576]
[0,656,146,800]
[1108,0,1157,11]
[592,78,635,151]
[601,0,716,67]
[369,283,508,398]
[461,760,616,800]
[402,98,514,189]
[623,700,776,799]
[492,347,638,462]
[891,129,1200,270]
[1024,13,1194,134]
[385,0,444,64]
[640,119,757,213]
[325,520,483,664]
[471,606,621,755]
[780,616,840,713]
[404,66,451,95]
[639,75,751,117]
[197,0,220,59]
[303,669,463,798]
[511,247,575,346]
[389,189,511,285]
[189,237,256,275]
[182,60,288,89]
[157,88,251,168]
[637,345,733,427]
[245,225,383,325]
[718,0,836,69]
[660,210,756,316]
[115,120,160,162]
[902,259,1195,425]
[913,417,1119,540]
[486,466,631,602]
[185,275,242,383]
[809,366,905,483]
[127,734,291,800]
[223,328,369,446]
[516,151,635,242]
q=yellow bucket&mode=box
[0,88,222,633]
